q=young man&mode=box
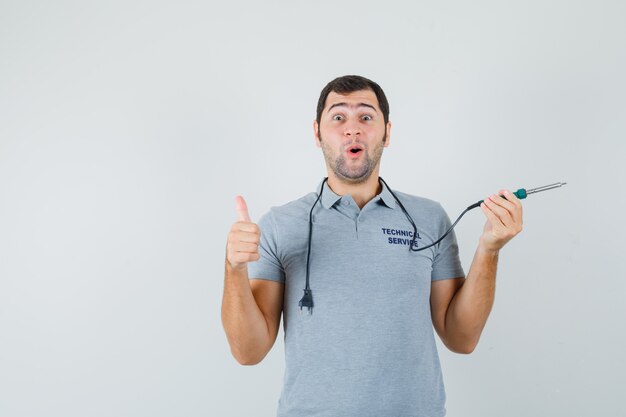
[222,75,523,416]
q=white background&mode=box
[1,0,624,416]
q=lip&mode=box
[345,145,364,159]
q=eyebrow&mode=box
[327,102,378,113]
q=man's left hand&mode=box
[479,189,523,252]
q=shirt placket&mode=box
[336,197,360,239]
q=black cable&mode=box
[298,179,325,313]
[299,177,481,314]
[380,177,481,252]
[410,202,480,251]
[378,177,421,250]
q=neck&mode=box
[326,171,382,209]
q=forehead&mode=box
[324,89,380,112]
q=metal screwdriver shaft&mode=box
[477,182,567,204]
[524,182,567,196]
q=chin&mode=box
[337,172,373,184]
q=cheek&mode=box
[366,124,385,135]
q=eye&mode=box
[332,114,344,121]
[362,115,373,121]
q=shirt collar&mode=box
[316,177,396,210]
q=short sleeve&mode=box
[431,203,465,281]
[247,209,286,283]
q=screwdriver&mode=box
[411,182,568,252]
[477,182,568,206]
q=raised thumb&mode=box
[234,195,251,222]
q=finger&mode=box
[493,190,516,212]
[501,189,523,223]
[230,220,260,239]
[501,189,521,206]
[232,242,259,253]
[232,222,259,234]
[231,229,260,244]
[487,193,515,226]
[480,201,505,228]
[235,195,251,222]
[483,195,512,226]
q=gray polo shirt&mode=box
[248,178,465,417]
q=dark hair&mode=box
[316,75,390,126]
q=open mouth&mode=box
[347,145,364,156]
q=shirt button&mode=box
[343,200,349,206]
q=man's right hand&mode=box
[226,195,261,270]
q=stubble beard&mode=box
[319,133,386,185]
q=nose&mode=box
[343,121,361,138]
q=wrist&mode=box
[225,258,247,273]
[477,239,501,257]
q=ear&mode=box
[383,121,392,147]
[313,120,321,148]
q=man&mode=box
[222,75,523,416]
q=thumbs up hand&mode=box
[226,195,261,270]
